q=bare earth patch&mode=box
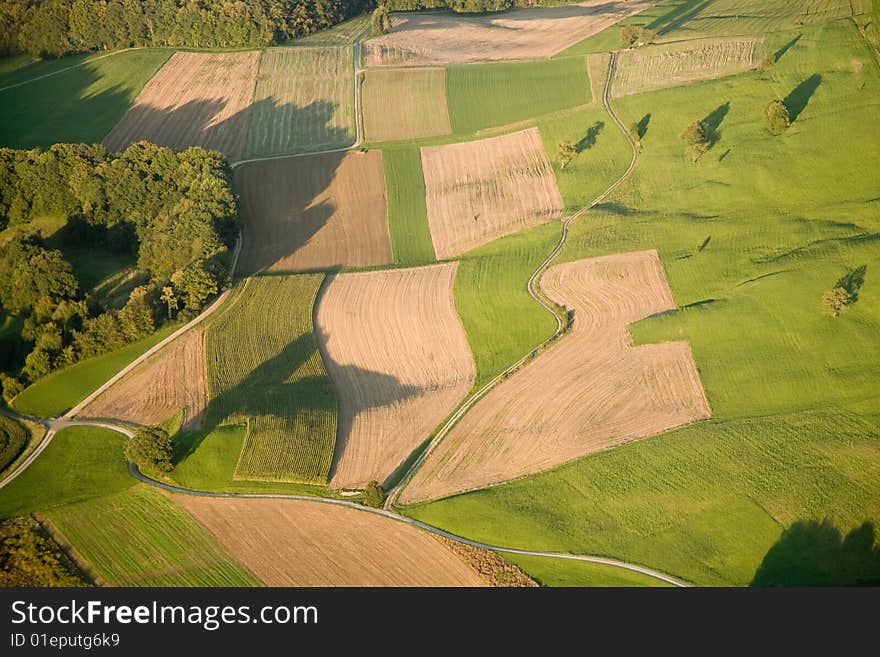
[364,1,655,67]
[176,496,487,586]
[402,250,712,504]
[363,67,451,142]
[78,330,206,430]
[421,128,563,259]
[103,52,259,160]
[234,150,392,273]
[612,37,763,98]
[315,263,475,490]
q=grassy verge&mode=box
[507,554,674,587]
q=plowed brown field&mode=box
[402,250,712,504]
[315,263,474,489]
[78,330,206,430]
[103,52,259,159]
[176,496,487,586]
[420,128,563,258]
[364,1,655,67]
[234,151,392,273]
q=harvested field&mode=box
[177,496,488,586]
[205,275,336,484]
[78,330,206,430]
[612,38,763,97]
[363,68,451,142]
[364,1,655,67]
[421,128,563,259]
[235,151,392,273]
[246,47,355,157]
[315,263,474,489]
[103,52,259,159]
[402,250,711,504]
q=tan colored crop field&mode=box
[103,52,259,159]
[402,250,712,504]
[246,47,355,157]
[235,150,392,273]
[421,128,563,258]
[176,496,487,586]
[612,37,763,97]
[364,1,655,67]
[78,330,206,430]
[362,67,451,142]
[315,263,474,490]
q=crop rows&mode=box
[205,275,336,484]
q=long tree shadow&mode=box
[701,101,730,148]
[576,120,604,152]
[752,520,880,586]
[835,264,867,302]
[647,0,714,36]
[774,34,802,62]
[784,74,822,123]
[635,113,652,140]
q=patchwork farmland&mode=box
[103,52,259,159]
[421,128,564,258]
[315,263,475,489]
[402,251,711,504]
[204,275,336,484]
[247,47,356,157]
[235,151,392,273]
[2,0,878,591]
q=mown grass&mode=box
[507,554,674,587]
[446,58,591,133]
[0,52,102,88]
[172,424,334,497]
[11,323,178,418]
[0,49,172,149]
[407,19,880,586]
[205,275,336,484]
[0,426,132,520]
[382,148,435,265]
[45,486,260,586]
[455,223,561,389]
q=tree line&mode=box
[0,142,238,401]
[0,0,372,57]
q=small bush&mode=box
[125,426,173,474]
[681,120,709,162]
[620,25,656,48]
[764,99,791,135]
[363,480,385,508]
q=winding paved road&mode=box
[0,47,687,587]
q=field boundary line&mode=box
[386,50,641,508]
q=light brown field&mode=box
[103,52,259,159]
[176,496,488,586]
[402,250,712,504]
[364,1,655,67]
[612,37,762,98]
[78,330,206,430]
[315,263,475,490]
[420,128,563,259]
[234,150,392,273]
[362,67,451,142]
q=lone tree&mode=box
[362,480,385,508]
[681,120,710,162]
[764,99,791,135]
[628,121,642,147]
[823,287,851,317]
[371,5,391,35]
[160,285,178,319]
[558,140,577,169]
[823,264,867,317]
[125,427,173,474]
[620,25,656,48]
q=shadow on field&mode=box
[576,120,604,152]
[751,519,880,586]
[784,74,822,123]
[701,101,729,148]
[648,0,713,37]
[774,34,802,62]
[635,113,652,140]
